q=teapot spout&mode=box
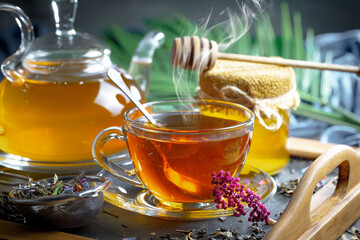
[128,30,165,97]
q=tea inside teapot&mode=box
[0,0,163,172]
[0,67,138,162]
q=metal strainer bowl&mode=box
[8,175,110,229]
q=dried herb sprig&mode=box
[278,176,336,198]
[278,178,300,197]
[212,170,271,223]
[12,173,90,200]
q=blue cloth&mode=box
[290,30,360,146]
[316,30,360,114]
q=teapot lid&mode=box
[22,0,111,81]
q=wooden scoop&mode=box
[172,36,360,75]
[265,145,360,240]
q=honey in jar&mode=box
[199,60,300,175]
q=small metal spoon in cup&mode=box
[107,68,213,194]
[107,68,161,126]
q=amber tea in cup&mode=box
[93,99,254,209]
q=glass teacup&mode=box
[92,99,254,209]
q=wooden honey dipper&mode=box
[172,36,360,75]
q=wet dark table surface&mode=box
[63,158,359,240]
[1,158,360,240]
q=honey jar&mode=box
[199,59,300,175]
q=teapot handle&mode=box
[0,4,34,83]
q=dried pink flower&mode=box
[212,170,271,223]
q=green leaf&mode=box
[254,14,277,56]
[100,11,359,131]
[293,12,304,59]
[293,103,360,131]
[53,183,63,195]
[299,92,360,125]
[233,32,252,55]
[280,1,293,58]
[319,52,334,102]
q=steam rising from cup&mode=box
[172,0,266,101]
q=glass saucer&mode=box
[0,150,129,173]
[98,158,277,220]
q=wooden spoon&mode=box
[172,36,360,75]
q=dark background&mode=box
[0,0,359,77]
[0,0,359,38]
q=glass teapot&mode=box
[0,1,164,172]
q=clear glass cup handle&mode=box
[92,126,145,188]
[0,4,34,83]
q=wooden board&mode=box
[288,137,360,160]
[0,219,94,240]
[265,145,360,240]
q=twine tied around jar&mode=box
[197,85,300,131]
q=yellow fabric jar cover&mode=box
[198,59,300,131]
